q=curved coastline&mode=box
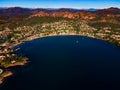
[0,33,120,85]
[16,33,120,48]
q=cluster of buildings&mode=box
[0,19,120,75]
[1,19,119,47]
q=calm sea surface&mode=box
[1,35,120,90]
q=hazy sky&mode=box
[1,0,120,9]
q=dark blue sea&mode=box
[1,35,120,90]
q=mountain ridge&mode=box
[0,7,119,12]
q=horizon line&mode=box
[0,6,120,9]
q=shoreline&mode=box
[0,71,13,84]
[0,34,120,85]
[5,58,28,68]
[20,34,120,47]
[0,58,28,85]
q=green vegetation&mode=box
[9,16,72,29]
[0,12,120,82]
[89,22,120,31]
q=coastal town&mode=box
[0,7,120,84]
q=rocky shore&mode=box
[0,71,13,84]
[0,58,28,84]
[5,58,28,68]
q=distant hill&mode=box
[0,7,119,14]
[0,7,119,29]
[0,7,31,14]
[87,8,98,11]
[95,7,120,14]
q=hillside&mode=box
[0,7,120,44]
